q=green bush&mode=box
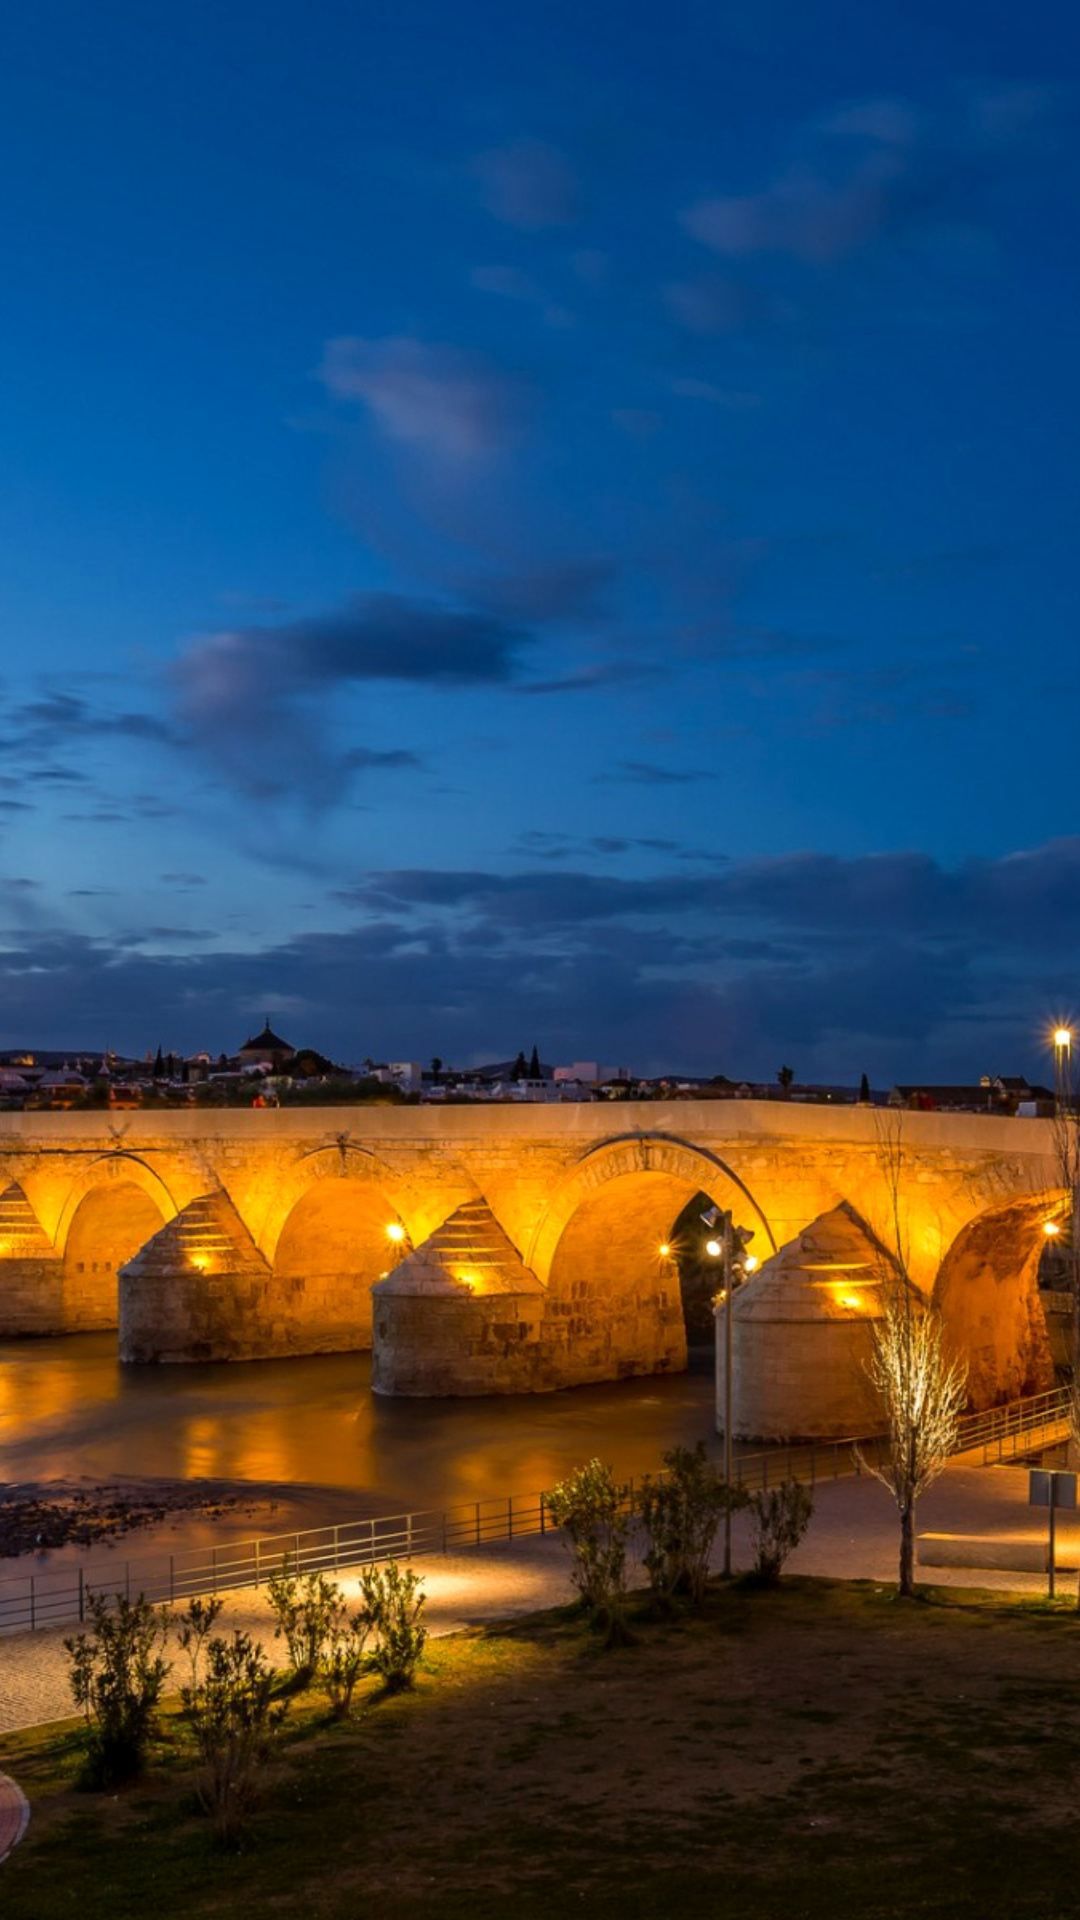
[64,1591,171,1786]
[265,1561,341,1684]
[545,1458,631,1643]
[639,1443,746,1607]
[748,1480,815,1583]
[358,1561,427,1691]
[180,1627,283,1845]
[322,1607,373,1717]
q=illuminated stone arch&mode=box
[523,1134,778,1389]
[526,1133,778,1286]
[260,1144,431,1353]
[54,1154,180,1332]
[933,1189,1063,1408]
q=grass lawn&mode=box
[3,1576,1080,1919]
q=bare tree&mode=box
[857,1116,968,1598]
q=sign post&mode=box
[1029,1470,1078,1597]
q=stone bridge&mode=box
[0,1103,1066,1409]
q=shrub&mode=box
[176,1594,224,1686]
[322,1607,374,1717]
[181,1628,283,1846]
[265,1560,341,1684]
[64,1591,171,1786]
[545,1458,631,1643]
[639,1443,746,1608]
[359,1560,427,1691]
[748,1480,815,1583]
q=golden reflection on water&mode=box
[0,1332,717,1507]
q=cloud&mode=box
[663,275,772,334]
[470,140,581,229]
[1,837,1077,1080]
[683,146,913,266]
[342,746,423,772]
[470,264,575,329]
[316,336,524,463]
[169,592,527,803]
[459,557,614,625]
[600,761,716,786]
[679,82,1060,276]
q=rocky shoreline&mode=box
[0,1481,266,1558]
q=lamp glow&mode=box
[705,1237,722,1258]
[659,1242,671,1258]
[385,1222,406,1243]
[1044,1220,1062,1237]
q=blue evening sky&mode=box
[1,0,1078,1080]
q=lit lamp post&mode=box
[703,1205,757,1575]
[1054,1028,1073,1118]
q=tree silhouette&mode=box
[777,1064,794,1096]
[528,1045,541,1080]
[511,1051,527,1081]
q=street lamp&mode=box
[702,1205,756,1575]
[1055,1028,1073,1117]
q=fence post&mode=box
[508,1496,513,1541]
[212,1547,217,1595]
[475,1502,480,1547]
[78,1568,84,1623]
[540,1491,545,1536]
[125,1563,131,1603]
[169,1557,174,1604]
[255,1539,260,1588]
[334,1525,340,1572]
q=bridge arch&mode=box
[258,1144,420,1353]
[933,1189,1062,1408]
[524,1134,778,1387]
[527,1133,777,1286]
[55,1154,179,1332]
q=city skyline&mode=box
[1,1,1078,1080]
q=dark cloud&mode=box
[170,593,527,802]
[470,140,581,230]
[601,761,716,786]
[13,692,173,745]
[342,747,423,772]
[0,836,1075,1080]
[519,660,660,696]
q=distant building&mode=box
[553,1061,631,1086]
[889,1076,1054,1114]
[237,1021,296,1070]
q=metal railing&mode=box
[0,1390,1067,1636]
[953,1385,1072,1464]
[0,1429,882,1637]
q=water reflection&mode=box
[0,1335,718,1509]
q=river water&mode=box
[0,1335,719,1514]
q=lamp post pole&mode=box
[722,1210,735,1577]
